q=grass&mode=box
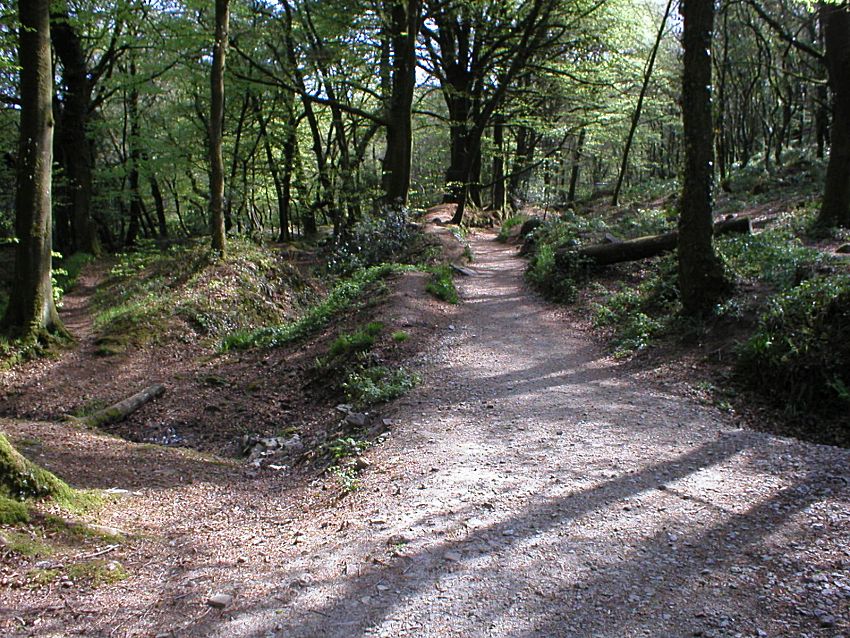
[328,322,384,358]
[223,263,412,351]
[425,265,458,304]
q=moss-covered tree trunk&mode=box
[677,0,728,317]
[209,0,229,256]
[2,0,64,337]
[817,2,850,228]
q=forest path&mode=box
[188,231,849,637]
[2,231,849,637]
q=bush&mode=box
[736,275,850,422]
[496,215,527,242]
[343,366,420,407]
[326,208,419,274]
[425,265,458,304]
[717,227,832,290]
[592,255,680,355]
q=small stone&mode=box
[207,593,233,609]
[444,551,462,562]
[818,614,837,628]
[376,583,391,592]
[350,456,371,471]
[345,413,368,427]
[336,404,353,414]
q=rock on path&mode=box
[196,232,850,638]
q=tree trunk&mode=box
[678,0,728,317]
[2,0,64,337]
[567,128,585,204]
[381,0,422,208]
[491,117,507,214]
[209,0,229,256]
[125,60,143,247]
[150,176,168,238]
[50,6,100,256]
[817,2,850,228]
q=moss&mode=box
[0,529,52,556]
[43,514,124,544]
[67,559,128,587]
[0,495,30,524]
[0,433,101,513]
[27,567,60,587]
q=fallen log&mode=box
[77,384,166,428]
[563,216,751,267]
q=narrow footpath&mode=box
[197,232,850,637]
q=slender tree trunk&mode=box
[3,0,64,336]
[381,0,422,208]
[678,0,728,317]
[150,176,168,238]
[209,0,229,256]
[125,60,143,247]
[818,2,850,228]
[491,117,507,214]
[612,0,674,206]
[568,128,586,204]
[50,7,100,256]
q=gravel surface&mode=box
[2,231,849,637]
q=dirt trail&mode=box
[3,232,850,637]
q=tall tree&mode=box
[817,1,850,228]
[2,0,64,336]
[678,0,728,316]
[381,0,423,207]
[209,0,230,256]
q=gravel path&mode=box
[4,232,849,637]
[192,232,850,637]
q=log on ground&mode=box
[564,217,751,267]
[78,384,166,428]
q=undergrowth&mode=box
[343,366,420,408]
[94,238,311,354]
[425,265,459,304]
[223,264,413,350]
[736,275,850,438]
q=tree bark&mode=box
[50,6,100,256]
[491,117,507,214]
[2,0,64,337]
[209,0,229,256]
[817,2,850,228]
[79,384,166,428]
[381,0,422,208]
[567,128,585,204]
[677,0,728,317]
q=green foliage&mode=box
[0,529,51,556]
[717,226,832,289]
[329,465,361,493]
[328,436,370,461]
[223,264,411,351]
[327,208,420,274]
[52,252,96,304]
[497,215,528,242]
[391,330,409,342]
[94,239,311,353]
[343,366,420,408]
[736,275,850,424]
[425,265,458,304]
[592,256,680,355]
[328,322,384,358]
